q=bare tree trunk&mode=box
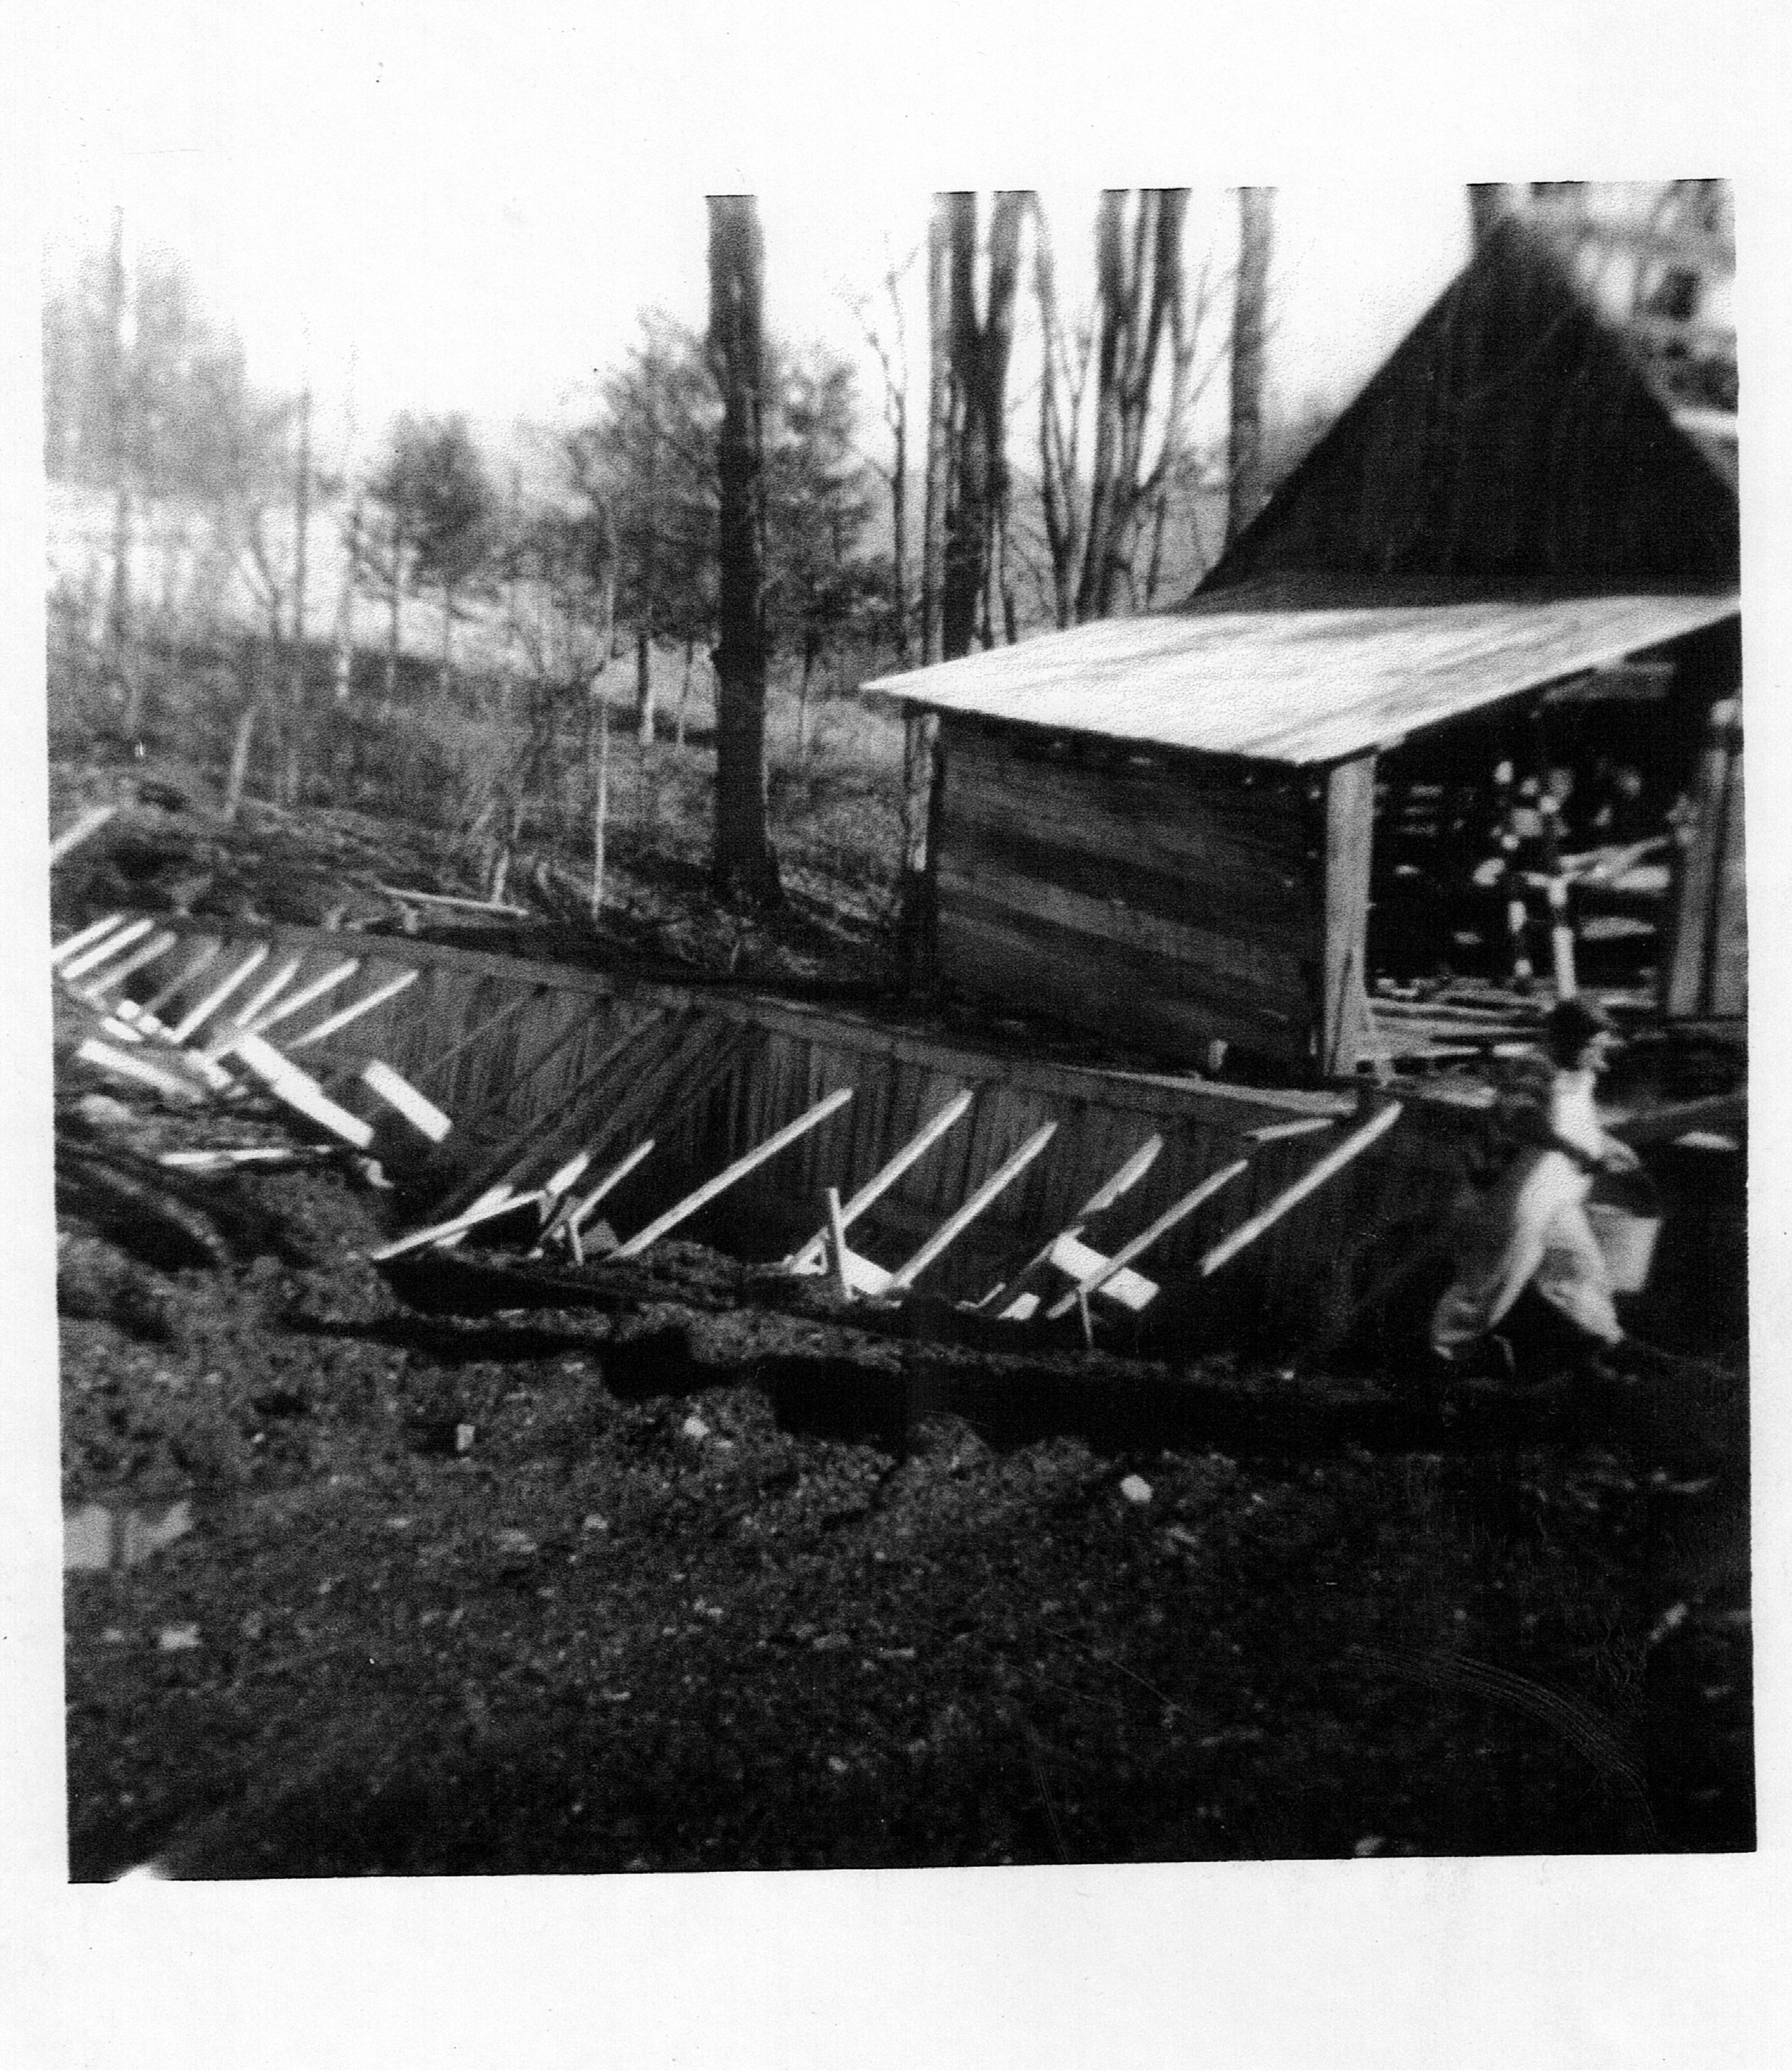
[888,409,910,660]
[1033,202,1082,630]
[333,497,360,705]
[283,385,312,805]
[635,625,654,745]
[591,688,610,919]
[677,636,694,748]
[105,207,140,735]
[439,583,455,701]
[920,199,953,670]
[224,641,261,823]
[940,190,1025,662]
[707,194,781,906]
[1226,186,1275,548]
[384,518,404,711]
[796,645,815,761]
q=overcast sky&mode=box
[29,4,1492,477]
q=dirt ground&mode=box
[57,1055,1752,1879]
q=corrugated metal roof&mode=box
[865,590,1739,766]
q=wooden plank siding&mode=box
[933,719,1326,1073]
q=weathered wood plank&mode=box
[1318,754,1376,1076]
[938,906,1307,1065]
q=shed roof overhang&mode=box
[865,586,1740,768]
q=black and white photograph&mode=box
[6,4,1789,2064]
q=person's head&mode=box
[1544,997,1618,1071]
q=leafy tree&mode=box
[367,412,496,699]
[766,346,882,749]
[577,315,717,743]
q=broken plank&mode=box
[359,1058,453,1143]
[826,1187,854,1299]
[377,882,532,914]
[556,1139,658,1248]
[74,1037,206,1106]
[231,1030,375,1150]
[611,1086,854,1259]
[977,1134,1163,1312]
[888,1121,1057,1291]
[786,1088,975,1272]
[160,1146,314,1173]
[1042,1232,1158,1311]
[1198,1102,1403,1280]
[1044,1159,1250,1321]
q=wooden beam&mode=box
[1044,1158,1250,1321]
[442,1009,674,1214]
[786,1088,975,1271]
[78,929,177,1001]
[976,1134,1163,1312]
[826,1187,854,1300]
[49,804,118,866]
[368,1186,543,1263]
[167,946,270,1044]
[59,916,155,982]
[409,984,543,1090]
[225,957,305,1038]
[244,959,361,1037]
[1243,1116,1335,1144]
[1317,754,1376,1078]
[612,1087,854,1259]
[887,1121,1058,1291]
[74,1037,205,1105]
[287,968,419,1050]
[139,940,219,1019]
[1198,1102,1403,1280]
[232,1032,376,1149]
[49,913,128,969]
[359,1059,453,1143]
[534,1138,657,1253]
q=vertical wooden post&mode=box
[1317,754,1376,1079]
[592,692,610,920]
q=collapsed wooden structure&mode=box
[868,216,1744,1083]
[55,889,1743,1356]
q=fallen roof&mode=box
[864,586,1739,766]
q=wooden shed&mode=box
[871,217,1741,1080]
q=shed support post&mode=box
[1318,754,1376,1078]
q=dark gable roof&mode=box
[1196,215,1739,598]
